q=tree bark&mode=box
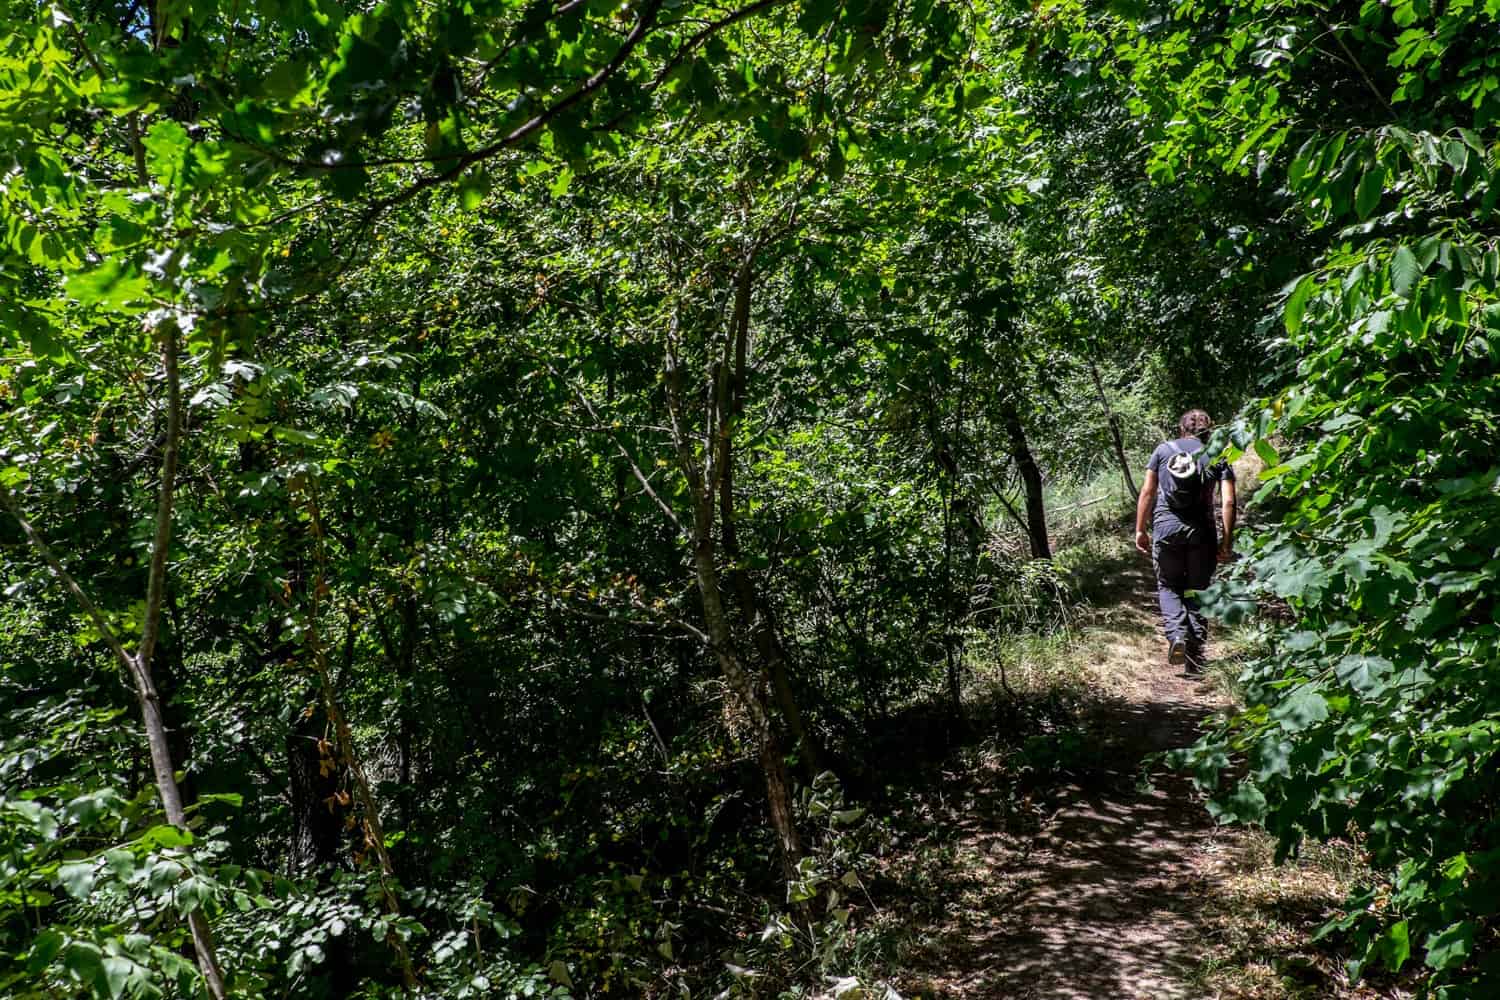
[936,447,968,726]
[134,327,229,999]
[287,695,345,873]
[1001,401,1051,560]
[297,480,419,990]
[716,254,823,780]
[690,530,803,878]
[1088,358,1138,498]
[663,302,803,881]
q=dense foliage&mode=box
[1042,0,1500,993]
[4,0,1495,996]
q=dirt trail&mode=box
[914,554,1239,999]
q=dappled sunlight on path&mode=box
[976,687,1225,999]
[886,539,1405,998]
[908,547,1239,999]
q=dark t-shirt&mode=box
[1146,437,1234,545]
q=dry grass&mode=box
[1188,831,1413,999]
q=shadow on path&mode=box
[902,547,1237,999]
[973,696,1220,1000]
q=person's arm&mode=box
[1219,479,1237,559]
[1135,468,1157,556]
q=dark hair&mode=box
[1178,408,1212,442]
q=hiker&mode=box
[1133,409,1236,675]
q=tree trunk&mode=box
[298,481,419,990]
[287,695,345,873]
[663,297,804,881]
[1001,402,1051,559]
[117,327,223,998]
[716,254,823,780]
[1088,358,1138,498]
[157,593,199,811]
[690,532,804,879]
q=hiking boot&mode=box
[1167,639,1187,668]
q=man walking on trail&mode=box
[1134,409,1236,675]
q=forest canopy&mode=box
[2,0,1498,997]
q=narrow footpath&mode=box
[890,547,1400,1000]
[978,568,1228,1000]
[927,554,1230,999]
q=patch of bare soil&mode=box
[886,550,1409,1000]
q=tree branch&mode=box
[1317,16,1395,118]
[137,322,182,676]
[366,0,665,220]
[547,359,687,537]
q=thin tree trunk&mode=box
[938,443,965,724]
[1001,402,1051,559]
[690,531,803,878]
[297,481,419,990]
[1088,358,1138,498]
[716,254,823,780]
[134,327,227,997]
[1,325,228,998]
[159,591,199,810]
[664,306,803,880]
[395,377,424,834]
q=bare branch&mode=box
[541,358,687,537]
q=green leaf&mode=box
[64,259,150,310]
[5,800,59,839]
[271,426,320,446]
[1268,557,1329,600]
[175,874,217,915]
[196,792,244,808]
[460,169,492,210]
[1442,138,1469,172]
[144,120,193,184]
[1217,780,1268,822]
[1355,164,1384,218]
[26,929,65,974]
[1378,919,1411,972]
[1391,245,1420,296]
[1283,630,1320,652]
[1425,920,1474,970]
[1254,738,1294,780]
[103,848,136,879]
[1286,138,1316,188]
[261,59,310,99]
[1335,654,1394,696]
[57,861,96,900]
[1272,687,1329,733]
[1284,274,1316,333]
[102,956,133,1000]
[137,824,194,849]
[62,942,108,994]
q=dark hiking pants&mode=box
[1152,541,1217,668]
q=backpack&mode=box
[1160,440,1210,515]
